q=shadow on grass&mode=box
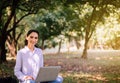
[0,60,18,83]
[63,72,120,83]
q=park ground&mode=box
[1,50,120,83]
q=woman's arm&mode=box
[14,51,26,81]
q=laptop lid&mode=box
[35,66,61,82]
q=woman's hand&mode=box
[24,76,34,80]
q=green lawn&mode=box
[1,50,120,83]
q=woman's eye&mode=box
[30,36,33,38]
[35,37,38,39]
[30,36,38,39]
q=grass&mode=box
[44,50,120,83]
[1,50,120,83]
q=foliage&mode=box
[1,0,120,63]
[94,10,120,50]
[62,4,84,38]
[27,7,67,48]
[0,0,64,63]
[0,62,15,78]
[37,12,66,40]
[62,0,120,58]
[106,36,120,49]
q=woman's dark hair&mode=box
[25,29,39,46]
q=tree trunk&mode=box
[81,41,88,59]
[0,45,7,63]
[0,34,7,63]
[6,40,16,57]
[74,37,81,49]
[67,36,71,52]
[41,39,45,50]
[57,39,62,54]
[81,31,89,59]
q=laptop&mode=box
[35,66,61,82]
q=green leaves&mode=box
[36,12,66,40]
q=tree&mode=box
[30,9,67,49]
[81,0,120,58]
[63,0,120,59]
[0,0,59,63]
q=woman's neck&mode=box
[27,45,34,52]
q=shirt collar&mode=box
[25,46,36,53]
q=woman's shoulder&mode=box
[35,47,43,55]
[35,47,42,51]
[17,47,27,53]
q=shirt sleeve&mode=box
[14,51,26,81]
[40,49,44,67]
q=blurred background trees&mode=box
[0,0,61,63]
[1,0,120,63]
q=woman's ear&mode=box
[26,36,28,40]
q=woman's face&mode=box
[26,32,38,46]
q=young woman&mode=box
[14,29,63,83]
